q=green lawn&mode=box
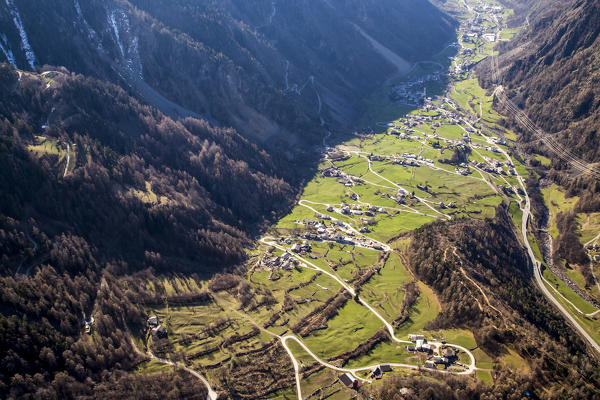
[359,253,412,321]
[393,282,441,339]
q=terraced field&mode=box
[130,0,600,398]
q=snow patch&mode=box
[107,7,143,80]
[0,35,17,67]
[268,1,277,25]
[108,11,125,57]
[74,0,102,50]
[5,0,36,69]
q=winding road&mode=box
[128,337,218,400]
[259,232,477,399]
[483,15,600,353]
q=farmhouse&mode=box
[370,364,393,379]
[443,348,457,358]
[339,373,360,389]
[433,356,449,364]
[409,334,425,342]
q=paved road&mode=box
[483,17,600,353]
[517,171,600,353]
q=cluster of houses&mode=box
[261,249,300,272]
[471,142,501,154]
[461,3,503,45]
[339,373,361,390]
[585,242,600,262]
[291,240,311,253]
[472,158,516,176]
[339,365,394,390]
[455,3,504,73]
[455,164,472,176]
[406,334,459,370]
[390,78,434,106]
[148,316,167,339]
[438,201,457,210]
[369,152,435,168]
[586,243,600,252]
[279,215,386,253]
[489,137,508,146]
[322,167,364,188]
[338,335,463,390]
[303,219,385,251]
[500,185,524,196]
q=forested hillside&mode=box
[485,0,600,183]
[401,207,600,398]
[0,65,297,274]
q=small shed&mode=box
[152,325,167,338]
[148,316,159,326]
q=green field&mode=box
[577,212,600,246]
[542,266,597,315]
[541,185,579,240]
[541,276,600,346]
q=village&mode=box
[337,333,466,392]
[257,217,388,275]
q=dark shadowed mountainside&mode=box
[0,0,456,142]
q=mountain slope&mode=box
[490,0,600,171]
[0,0,456,141]
[0,65,294,274]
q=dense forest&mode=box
[403,205,600,398]
[0,64,301,274]
[0,62,302,397]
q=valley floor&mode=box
[127,0,600,398]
